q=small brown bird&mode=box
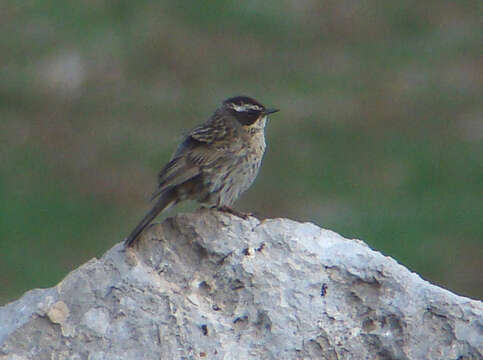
[124,96,279,247]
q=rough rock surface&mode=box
[1,210,482,360]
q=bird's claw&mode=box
[216,206,253,220]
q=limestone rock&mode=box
[1,210,482,359]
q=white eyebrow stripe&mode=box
[231,104,263,112]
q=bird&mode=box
[124,95,279,247]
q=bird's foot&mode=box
[215,206,253,220]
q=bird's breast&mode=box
[201,130,266,207]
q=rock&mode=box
[1,209,482,359]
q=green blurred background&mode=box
[1,1,482,304]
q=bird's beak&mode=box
[264,108,279,115]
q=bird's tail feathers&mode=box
[124,190,177,248]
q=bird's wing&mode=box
[153,149,200,198]
[152,118,238,200]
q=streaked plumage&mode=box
[124,96,278,247]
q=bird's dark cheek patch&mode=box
[233,111,259,126]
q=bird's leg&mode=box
[215,205,252,220]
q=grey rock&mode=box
[1,209,482,359]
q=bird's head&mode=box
[222,96,279,126]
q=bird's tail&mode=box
[124,190,177,248]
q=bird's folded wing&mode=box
[152,136,233,200]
